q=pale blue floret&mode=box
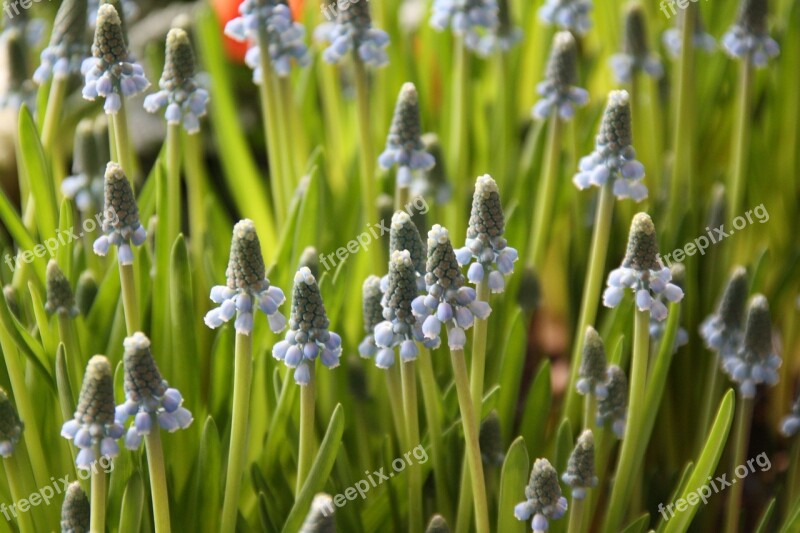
[144,88,209,133]
[62,173,103,213]
[722,26,779,67]
[603,266,683,321]
[533,83,588,121]
[205,283,288,336]
[61,419,124,469]
[34,43,88,84]
[662,28,716,58]
[81,57,149,114]
[609,52,663,83]
[430,0,499,54]
[538,0,592,35]
[781,397,800,437]
[315,1,390,68]
[225,0,311,80]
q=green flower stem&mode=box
[183,131,210,304]
[723,395,754,533]
[111,101,134,179]
[602,308,650,533]
[221,332,253,533]
[119,262,140,335]
[450,344,490,533]
[91,442,107,532]
[729,59,753,222]
[448,38,469,241]
[386,364,407,449]
[57,313,83,398]
[528,115,562,268]
[583,394,596,433]
[41,77,68,160]
[296,364,316,494]
[165,123,182,253]
[492,53,512,190]
[696,358,722,453]
[353,58,382,274]
[417,346,452,520]
[145,419,172,533]
[567,496,586,533]
[395,185,409,213]
[279,77,305,184]
[3,456,36,532]
[400,358,422,533]
[564,183,615,423]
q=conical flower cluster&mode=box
[358,275,384,358]
[272,267,342,385]
[316,0,389,67]
[387,211,427,287]
[0,28,35,110]
[455,175,518,293]
[533,32,588,120]
[60,482,90,533]
[205,219,287,335]
[576,326,608,398]
[610,3,663,82]
[92,162,146,264]
[471,0,522,56]
[115,333,193,449]
[722,0,779,67]
[602,213,684,321]
[143,28,209,133]
[514,458,568,532]
[62,118,106,212]
[0,387,23,457]
[562,430,597,499]
[34,0,88,84]
[45,260,78,317]
[596,364,628,438]
[430,0,499,53]
[538,0,592,35]
[700,267,748,359]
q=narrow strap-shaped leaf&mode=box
[620,512,650,533]
[118,472,145,533]
[520,360,552,459]
[496,436,529,533]
[17,104,58,245]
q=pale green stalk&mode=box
[564,184,615,423]
[723,395,754,533]
[165,123,182,254]
[3,456,36,532]
[296,364,316,494]
[528,115,562,268]
[145,419,172,533]
[448,38,469,241]
[41,77,68,166]
[221,332,253,532]
[57,314,83,395]
[583,394,596,434]
[729,59,753,223]
[91,442,107,532]
[119,262,139,334]
[386,365,407,449]
[450,344,490,533]
[567,497,586,533]
[401,358,422,533]
[111,101,134,179]
[602,308,650,533]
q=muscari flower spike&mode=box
[0,387,23,458]
[61,482,90,533]
[412,225,491,350]
[81,4,149,114]
[300,493,335,533]
[576,326,608,398]
[610,3,663,83]
[45,260,79,317]
[471,0,522,56]
[205,219,287,335]
[379,83,435,188]
[430,0,499,53]
[722,0,779,67]
[34,0,89,84]
[62,120,104,212]
[721,295,781,399]
[414,133,452,204]
[514,458,568,533]
[0,28,35,110]
[115,333,193,449]
[358,275,384,359]
[573,90,647,201]
[93,162,146,264]
[315,0,389,68]
[603,213,684,321]
[562,430,597,499]
[61,356,124,469]
[386,210,427,291]
[374,250,428,368]
[700,266,748,359]
[479,410,505,466]
[596,364,628,438]
[144,28,209,133]
[649,264,689,352]
[662,6,716,58]
[2,0,45,44]
[272,267,342,385]
[426,514,450,533]
[455,175,518,292]
[539,0,592,35]
[533,31,588,121]
[780,395,800,438]
[225,0,309,80]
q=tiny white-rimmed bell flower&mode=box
[780,395,800,438]
[596,365,628,439]
[722,0,779,67]
[533,32,588,121]
[649,264,689,353]
[430,0,499,54]
[0,387,23,458]
[315,0,389,68]
[538,0,592,35]
[562,430,597,500]
[514,458,568,532]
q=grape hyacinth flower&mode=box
[92,162,146,265]
[414,133,452,203]
[576,326,608,399]
[412,225,491,349]
[533,31,588,121]
[115,333,193,449]
[721,295,781,399]
[272,267,342,385]
[143,28,209,134]
[514,458,568,532]
[204,219,287,335]
[573,90,647,201]
[780,395,800,437]
[610,3,663,83]
[45,260,79,317]
[225,0,310,80]
[81,4,149,114]
[61,482,91,532]
[471,0,522,56]
[386,210,427,291]
[662,7,716,58]
[33,0,89,84]
[300,493,336,532]
[700,267,748,360]
[0,29,35,110]
[479,411,505,466]
[315,0,389,67]
[61,356,124,469]
[1,0,45,44]
[562,430,598,499]
[430,0,499,52]
[538,0,592,35]
[378,83,435,188]
[602,213,684,321]
[0,388,23,458]
[62,119,104,212]
[374,250,427,368]
[596,364,628,438]
[722,0,779,67]
[455,175,518,292]
[359,275,384,358]
[649,264,689,352]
